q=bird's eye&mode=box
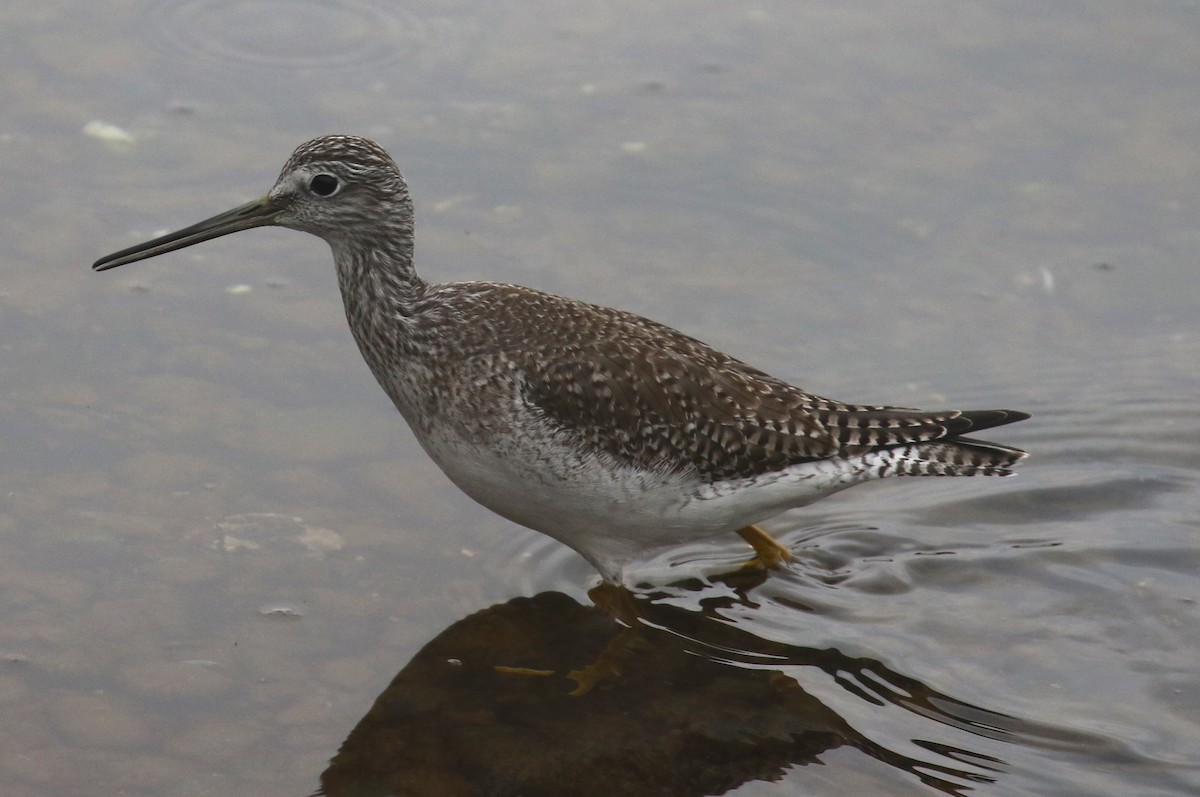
[309,174,340,196]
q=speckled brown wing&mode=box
[518,341,841,481]
[517,329,1028,483]
[522,342,1029,480]
[488,284,1027,482]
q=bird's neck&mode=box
[332,237,451,430]
[333,234,431,344]
[332,223,422,294]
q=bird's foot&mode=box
[567,624,640,696]
[492,585,645,696]
[736,524,794,570]
[563,583,650,695]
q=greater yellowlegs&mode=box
[93,135,1028,583]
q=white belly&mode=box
[412,423,858,581]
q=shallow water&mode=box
[2,1,1199,795]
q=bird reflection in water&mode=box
[316,569,1108,797]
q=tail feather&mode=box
[869,437,1028,478]
[826,406,1030,449]
[946,409,1031,436]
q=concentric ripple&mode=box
[146,0,428,70]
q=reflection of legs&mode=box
[567,625,640,696]
[736,524,794,570]
[587,582,640,626]
[491,584,642,695]
[567,583,644,696]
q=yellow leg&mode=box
[491,585,644,696]
[567,624,640,696]
[565,583,646,695]
[736,524,794,570]
[493,666,555,677]
[587,582,641,626]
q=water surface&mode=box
[1,1,1198,795]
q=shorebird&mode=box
[93,135,1028,583]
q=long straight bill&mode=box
[92,196,277,271]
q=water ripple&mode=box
[146,0,428,70]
